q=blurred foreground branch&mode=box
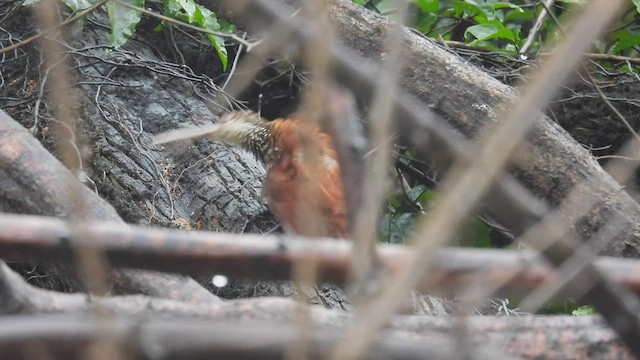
[0,312,629,359]
[2,213,640,300]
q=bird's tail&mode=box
[153,124,222,145]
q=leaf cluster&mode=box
[380,168,491,247]
[357,0,640,59]
[22,0,236,70]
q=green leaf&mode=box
[218,19,237,33]
[458,218,491,248]
[558,0,587,4]
[208,34,228,71]
[21,0,40,6]
[195,7,228,71]
[415,188,437,205]
[162,0,230,71]
[608,29,640,55]
[375,0,398,14]
[406,185,428,203]
[414,0,438,13]
[414,12,438,33]
[492,3,521,11]
[466,24,516,43]
[452,0,495,22]
[62,0,94,11]
[106,0,143,48]
[380,212,415,244]
[173,0,197,21]
[633,0,640,13]
[504,8,533,22]
[572,305,596,316]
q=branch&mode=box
[0,257,630,358]
[207,1,640,354]
[2,212,640,299]
[0,312,629,359]
[209,0,640,257]
[0,0,109,55]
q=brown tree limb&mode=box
[0,312,630,359]
[0,257,631,359]
[3,212,640,300]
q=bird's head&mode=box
[211,111,270,148]
[210,111,278,164]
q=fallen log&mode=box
[0,257,632,359]
[0,312,629,359]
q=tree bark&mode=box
[328,0,640,257]
[0,257,632,359]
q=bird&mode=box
[155,111,348,239]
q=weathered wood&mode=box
[327,0,640,258]
[0,258,631,359]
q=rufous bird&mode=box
[155,111,348,239]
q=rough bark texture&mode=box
[0,108,218,302]
[0,314,632,359]
[0,2,638,357]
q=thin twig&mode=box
[520,0,556,54]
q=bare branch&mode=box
[3,213,640,300]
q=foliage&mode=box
[22,0,234,71]
[356,0,640,61]
[107,0,144,48]
[379,182,492,247]
[572,305,596,316]
[161,0,236,70]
